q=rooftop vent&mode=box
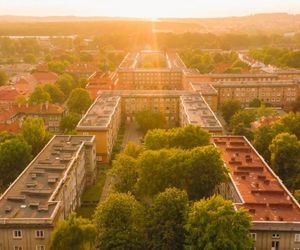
[5,206,11,213]
[7,195,26,202]
[249,208,256,214]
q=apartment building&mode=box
[190,80,300,109]
[117,50,185,90]
[0,103,65,133]
[76,95,122,163]
[214,136,300,250]
[77,90,223,162]
[86,71,118,100]
[184,72,279,84]
[189,83,219,112]
[179,95,223,135]
[0,135,96,250]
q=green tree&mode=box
[232,123,254,140]
[0,70,9,86]
[185,196,253,250]
[146,188,188,250]
[50,213,96,250]
[21,117,49,155]
[59,112,81,134]
[15,95,27,106]
[169,125,211,150]
[79,52,93,62]
[144,129,170,150]
[43,83,65,104]
[274,112,300,139]
[136,146,227,200]
[48,60,68,74]
[186,146,227,200]
[292,97,300,112]
[109,154,139,193]
[123,142,144,158]
[144,125,211,150]
[221,99,241,124]
[249,98,262,108]
[0,135,32,188]
[29,86,51,104]
[269,133,300,190]
[94,193,145,250]
[135,110,166,133]
[67,88,92,114]
[56,74,75,96]
[23,53,36,64]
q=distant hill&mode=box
[0,13,299,35]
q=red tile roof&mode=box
[86,71,117,99]
[213,136,300,222]
[0,86,20,102]
[31,71,58,83]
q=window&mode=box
[271,241,279,250]
[14,247,23,250]
[13,230,22,239]
[96,155,103,162]
[35,230,44,238]
[36,246,45,250]
[250,233,257,241]
[295,234,300,242]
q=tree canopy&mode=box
[93,193,145,250]
[29,86,51,104]
[221,99,241,124]
[144,125,211,150]
[67,88,92,114]
[21,117,50,155]
[59,112,81,134]
[185,195,253,250]
[269,133,300,191]
[146,188,188,250]
[0,70,8,86]
[50,213,96,250]
[135,110,166,133]
[0,133,32,188]
[136,146,227,200]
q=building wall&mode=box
[216,84,299,108]
[0,227,53,250]
[121,95,180,127]
[76,101,122,163]
[251,229,300,250]
[118,71,183,90]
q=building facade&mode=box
[190,80,300,109]
[0,103,65,133]
[116,51,186,90]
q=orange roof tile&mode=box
[213,136,300,222]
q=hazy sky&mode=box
[0,0,300,18]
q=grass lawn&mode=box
[76,166,108,219]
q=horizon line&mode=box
[0,11,299,20]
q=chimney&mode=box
[45,101,49,110]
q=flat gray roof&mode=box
[0,135,94,223]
